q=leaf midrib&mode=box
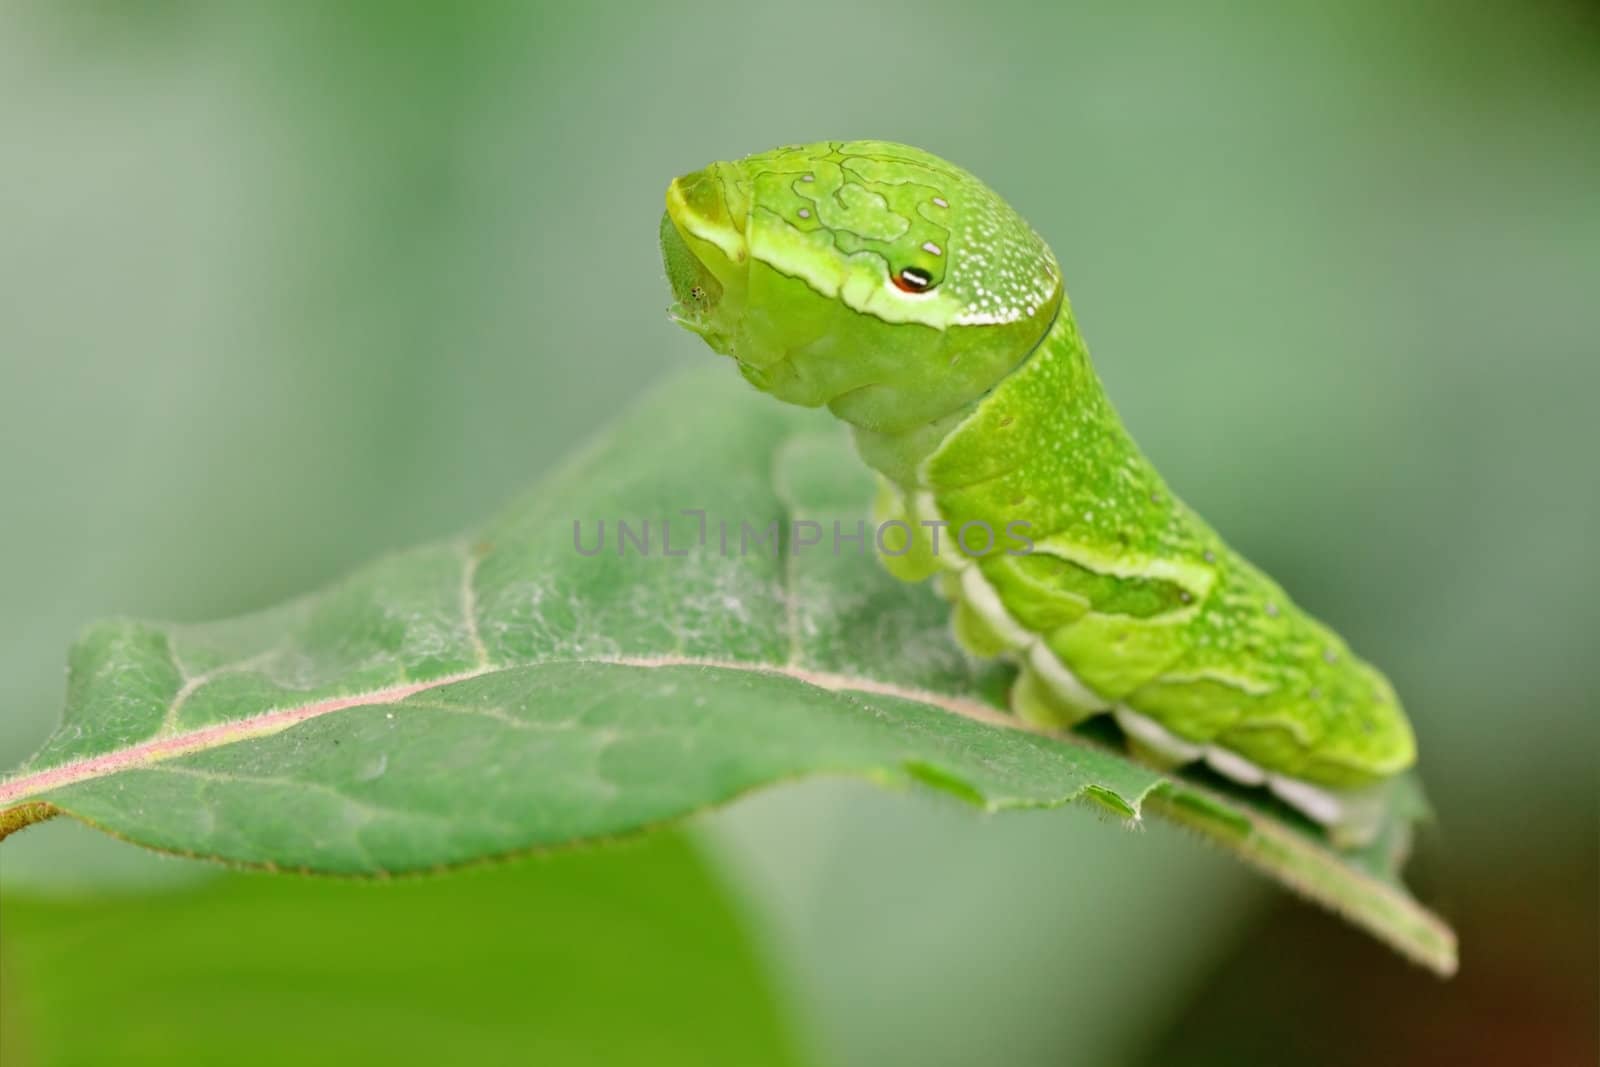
[0,655,1022,811]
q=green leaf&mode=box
[0,367,1455,975]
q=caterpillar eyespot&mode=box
[892,266,935,293]
[661,139,1418,849]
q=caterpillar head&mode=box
[662,141,1064,433]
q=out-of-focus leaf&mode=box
[0,830,801,1067]
[0,369,1455,974]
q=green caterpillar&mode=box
[660,140,1415,846]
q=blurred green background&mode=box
[1,2,1594,1065]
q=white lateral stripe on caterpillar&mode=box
[952,556,1108,710]
[1203,744,1268,786]
[958,565,1035,648]
[1026,642,1108,712]
[950,553,1380,843]
[1113,705,1203,763]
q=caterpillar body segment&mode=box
[661,140,1415,846]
